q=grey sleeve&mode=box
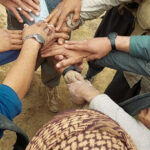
[89,94,150,150]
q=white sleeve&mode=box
[81,0,131,12]
[89,94,150,150]
[80,0,131,20]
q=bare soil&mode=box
[0,5,115,150]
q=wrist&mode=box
[84,90,100,103]
[115,36,130,53]
[23,38,41,49]
[105,38,112,52]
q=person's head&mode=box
[26,109,137,150]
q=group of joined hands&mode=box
[0,0,112,73]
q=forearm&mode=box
[3,39,40,100]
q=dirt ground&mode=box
[0,5,115,150]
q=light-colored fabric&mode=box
[89,94,150,150]
[137,0,150,30]
[26,109,136,150]
[67,0,131,29]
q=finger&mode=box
[56,11,69,31]
[50,9,62,26]
[64,43,86,51]
[54,33,69,40]
[24,0,40,11]
[11,39,23,45]
[41,42,62,52]
[45,6,59,23]
[33,0,40,5]
[54,55,64,61]
[7,30,22,34]
[56,58,78,68]
[72,8,80,25]
[58,26,71,33]
[13,0,32,12]
[20,10,34,22]
[41,46,63,55]
[10,8,23,23]
[41,49,64,58]
[58,38,65,45]
[24,3,40,16]
[10,33,22,39]
[65,40,86,45]
[11,44,22,50]
[43,39,56,50]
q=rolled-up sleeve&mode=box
[130,35,150,61]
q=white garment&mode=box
[67,0,131,29]
[81,0,131,18]
[89,94,150,150]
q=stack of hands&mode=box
[0,0,112,73]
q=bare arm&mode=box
[3,39,40,100]
[3,22,54,100]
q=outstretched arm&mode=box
[3,22,54,100]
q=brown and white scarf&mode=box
[26,109,137,150]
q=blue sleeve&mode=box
[0,84,22,138]
[0,50,20,66]
[130,35,150,61]
[0,84,22,120]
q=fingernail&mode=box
[19,20,23,23]
[56,64,60,68]
[59,41,63,45]
[56,27,60,31]
[65,40,69,43]
[36,12,40,16]
[30,18,34,21]
[28,9,32,12]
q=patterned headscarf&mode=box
[26,109,137,150]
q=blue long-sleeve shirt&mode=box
[0,84,21,137]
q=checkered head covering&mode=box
[26,109,137,150]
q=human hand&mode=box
[138,108,150,129]
[41,43,90,69]
[57,22,71,45]
[0,29,22,52]
[64,38,112,61]
[23,22,55,47]
[68,80,100,104]
[0,0,40,23]
[64,70,84,84]
[46,0,81,31]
